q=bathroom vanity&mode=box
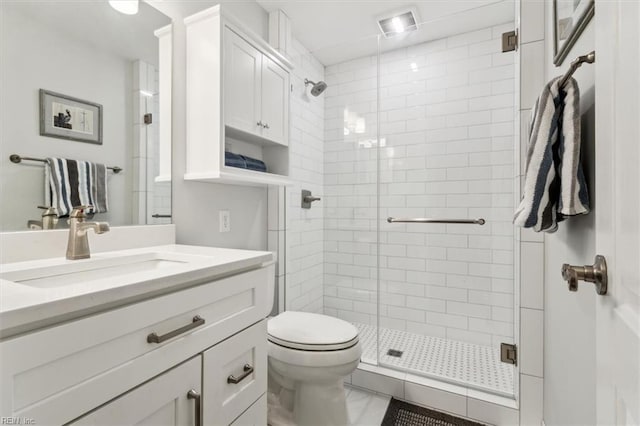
[0,244,274,425]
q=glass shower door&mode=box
[375,7,517,397]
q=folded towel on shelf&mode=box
[224,152,246,169]
[45,158,108,217]
[514,76,590,233]
[242,155,267,172]
[224,152,267,173]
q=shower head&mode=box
[304,79,328,96]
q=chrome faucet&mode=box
[66,205,110,260]
[28,206,59,230]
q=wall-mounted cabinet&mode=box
[185,6,293,186]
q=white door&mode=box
[595,0,640,424]
[224,28,263,137]
[260,56,289,146]
[70,357,202,425]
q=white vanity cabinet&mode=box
[185,6,293,187]
[0,263,274,426]
[224,29,289,147]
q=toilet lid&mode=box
[268,311,359,351]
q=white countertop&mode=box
[0,244,273,338]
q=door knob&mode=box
[561,255,608,295]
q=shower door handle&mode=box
[386,217,486,225]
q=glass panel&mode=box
[283,1,517,399]
[309,36,380,365]
[377,3,517,397]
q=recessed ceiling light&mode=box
[109,0,139,15]
[377,10,418,38]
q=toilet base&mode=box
[294,380,349,425]
[268,374,350,426]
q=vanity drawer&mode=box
[0,264,273,425]
[230,393,267,426]
[203,320,267,426]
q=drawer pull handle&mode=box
[187,389,202,426]
[227,364,254,384]
[147,315,205,344]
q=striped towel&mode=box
[44,158,108,217]
[514,76,589,232]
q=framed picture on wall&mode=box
[553,0,595,66]
[39,89,103,144]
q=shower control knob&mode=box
[561,255,608,295]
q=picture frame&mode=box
[39,89,103,145]
[553,0,595,66]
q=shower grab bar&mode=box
[387,217,486,225]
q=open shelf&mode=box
[184,166,292,187]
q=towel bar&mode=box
[9,154,122,173]
[387,217,485,225]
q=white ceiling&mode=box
[2,1,171,66]
[256,0,515,65]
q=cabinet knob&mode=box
[263,123,270,129]
[256,121,263,127]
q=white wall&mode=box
[323,23,517,348]
[0,6,133,229]
[284,39,326,313]
[542,9,597,426]
[151,0,270,250]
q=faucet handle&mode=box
[69,205,94,218]
[38,206,59,217]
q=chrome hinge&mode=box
[502,30,518,52]
[501,343,517,365]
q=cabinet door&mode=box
[203,320,267,425]
[70,357,201,426]
[260,56,289,146]
[224,28,262,136]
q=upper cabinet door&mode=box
[70,357,201,426]
[260,56,289,146]
[224,29,262,136]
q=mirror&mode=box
[0,1,172,231]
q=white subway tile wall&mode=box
[285,38,326,313]
[323,23,516,348]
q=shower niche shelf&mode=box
[184,5,293,187]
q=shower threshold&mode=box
[354,323,515,398]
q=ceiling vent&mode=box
[377,9,419,38]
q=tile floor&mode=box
[345,385,391,425]
[354,323,515,397]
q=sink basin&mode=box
[0,252,188,289]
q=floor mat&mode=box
[381,398,485,426]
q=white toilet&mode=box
[267,311,362,426]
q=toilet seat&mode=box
[268,311,359,352]
[268,335,358,351]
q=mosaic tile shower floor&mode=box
[354,323,514,397]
